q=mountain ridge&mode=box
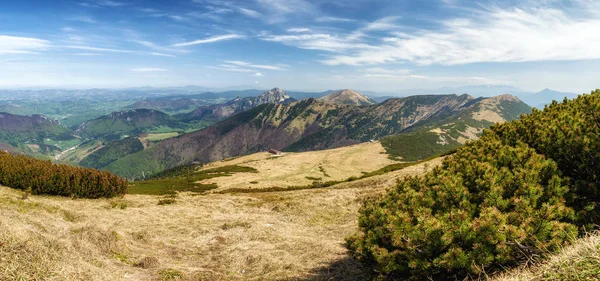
[105,93,530,179]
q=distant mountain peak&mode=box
[319,89,376,106]
[257,87,292,103]
[490,94,521,102]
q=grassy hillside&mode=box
[79,137,144,169]
[0,156,441,281]
[77,109,182,140]
[0,112,79,157]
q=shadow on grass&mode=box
[290,255,372,281]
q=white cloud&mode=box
[207,60,285,74]
[363,16,403,31]
[238,7,262,18]
[79,0,126,7]
[168,15,186,21]
[151,52,176,57]
[205,65,255,73]
[256,0,315,22]
[72,53,102,56]
[262,33,372,52]
[64,45,133,53]
[224,60,284,70]
[172,34,245,47]
[316,16,356,22]
[69,16,96,23]
[130,68,168,72]
[322,6,600,66]
[0,35,50,55]
[364,67,412,75]
[364,74,428,79]
[98,0,126,7]
[257,0,313,14]
[287,28,311,33]
[134,40,184,55]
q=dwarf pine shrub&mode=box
[491,89,600,225]
[347,135,577,279]
[0,151,127,198]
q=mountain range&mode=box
[102,90,531,179]
[0,86,535,176]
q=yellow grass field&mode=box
[199,142,399,191]
[0,156,442,281]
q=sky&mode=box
[1,0,600,93]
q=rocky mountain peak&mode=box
[257,87,291,103]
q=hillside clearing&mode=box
[198,142,399,191]
[0,158,440,281]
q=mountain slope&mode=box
[381,94,532,160]
[77,109,180,140]
[176,87,295,123]
[0,112,76,155]
[318,89,376,106]
[105,94,530,179]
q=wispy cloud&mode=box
[322,5,600,66]
[64,45,133,53]
[172,34,245,47]
[151,52,176,57]
[134,40,182,54]
[72,52,102,56]
[205,65,254,73]
[225,60,285,70]
[287,28,311,33]
[68,15,96,23]
[0,35,51,55]
[316,16,355,22]
[362,16,403,31]
[256,0,315,22]
[206,60,284,75]
[262,33,372,52]
[363,67,412,75]
[79,1,127,8]
[238,7,262,18]
[130,68,168,72]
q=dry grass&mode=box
[491,232,600,281]
[0,158,440,281]
[198,142,399,191]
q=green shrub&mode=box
[0,151,127,198]
[491,90,600,225]
[347,136,577,279]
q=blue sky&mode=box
[1,0,599,93]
